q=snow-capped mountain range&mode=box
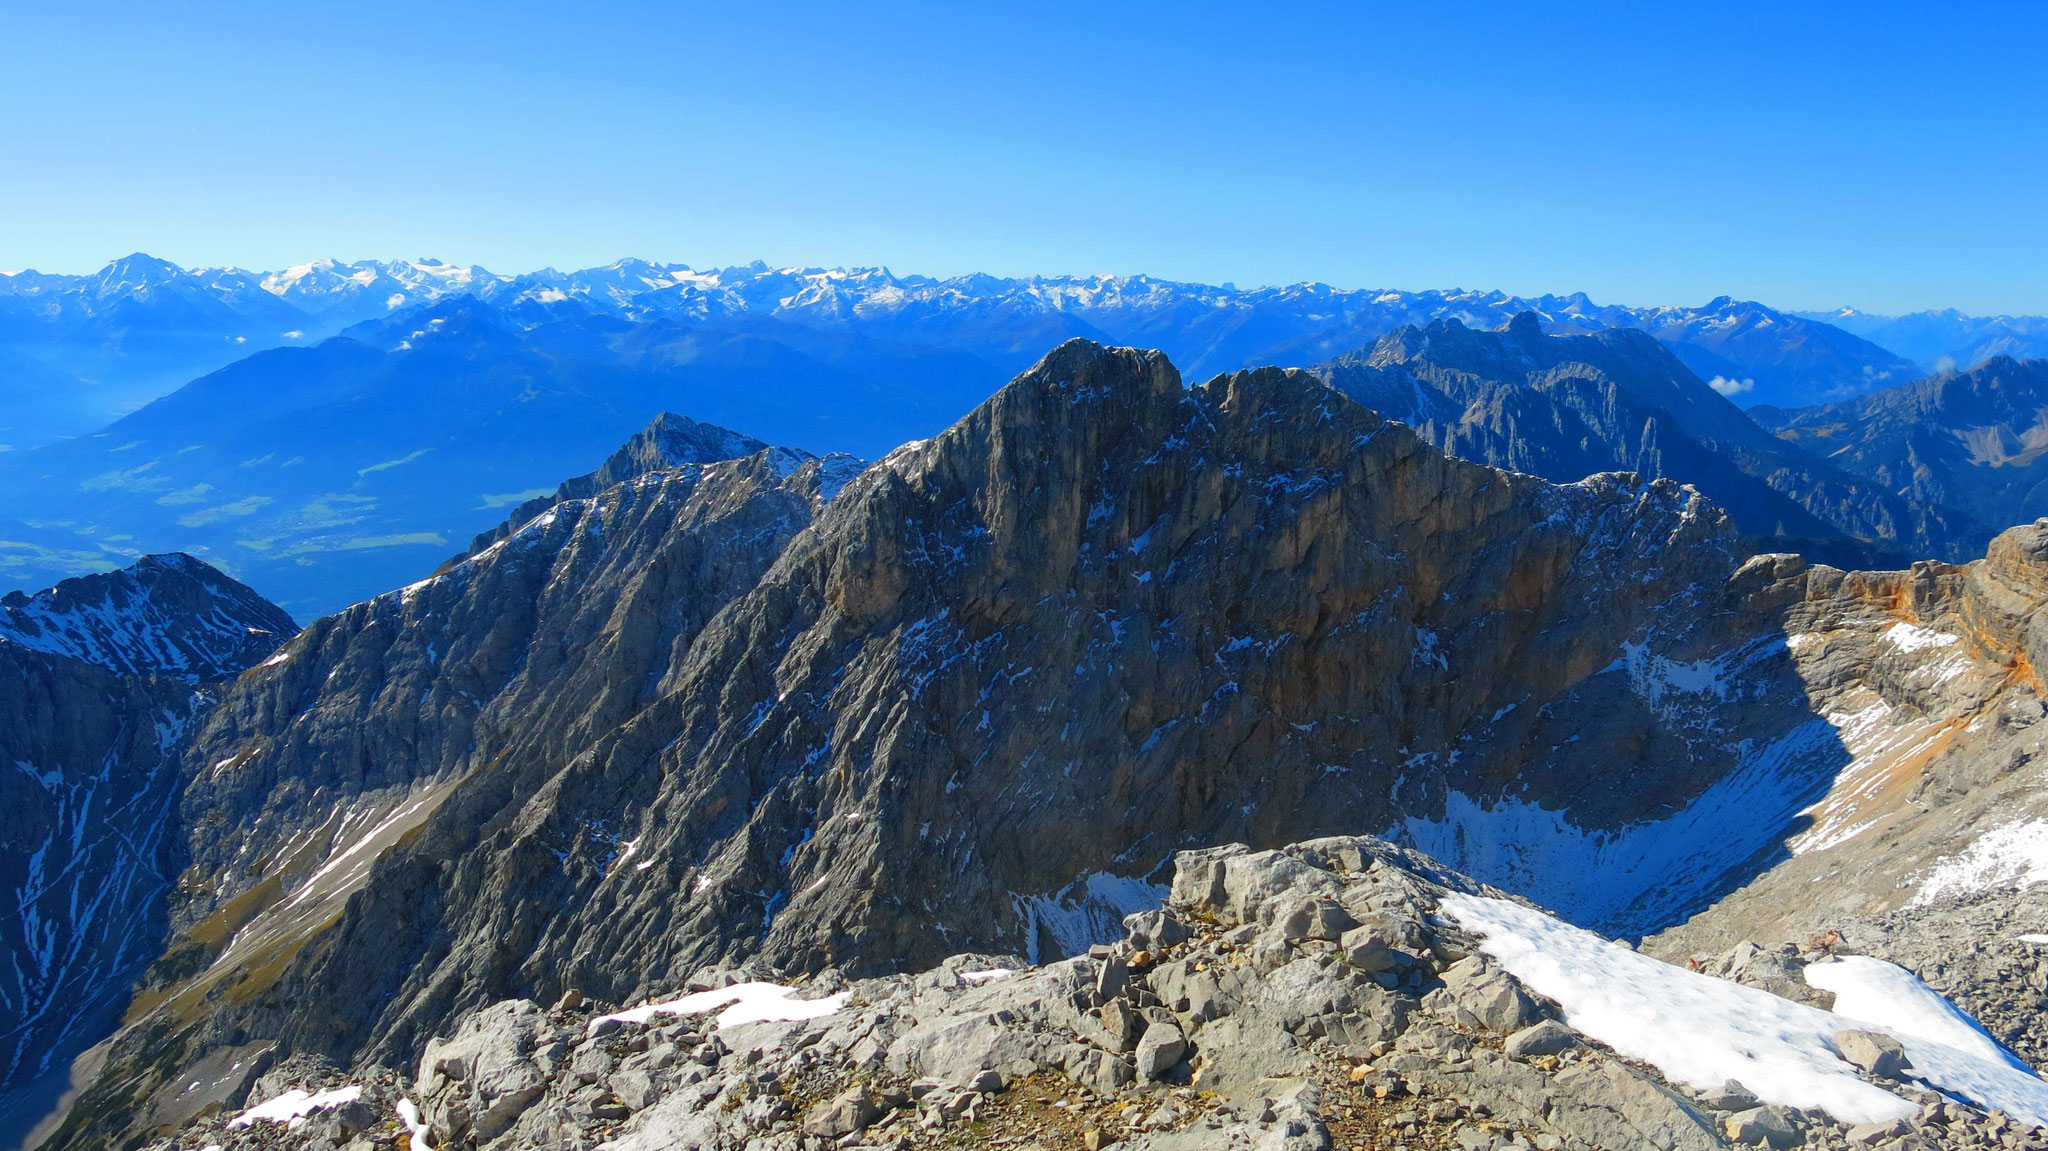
[0,254,1925,448]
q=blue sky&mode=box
[3,1,2043,314]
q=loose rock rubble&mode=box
[144,836,2048,1150]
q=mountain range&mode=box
[1798,308,2048,372]
[0,289,2017,618]
[14,340,2048,1150]
[2,254,1930,454]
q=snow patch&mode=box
[1442,894,2048,1127]
[1014,872,1168,963]
[590,982,849,1033]
[1914,818,2048,906]
[1884,622,1961,654]
[229,1084,363,1128]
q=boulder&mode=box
[1135,1018,1189,1080]
[416,999,551,1142]
[1124,908,1191,951]
[1503,1020,1581,1060]
[1432,957,1542,1032]
[1724,1104,1802,1149]
[1834,1029,1910,1079]
[802,1088,880,1138]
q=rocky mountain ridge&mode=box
[1796,309,2048,373]
[0,557,291,1148]
[1316,314,1972,567]
[28,338,2043,1151]
[23,341,2048,1150]
[1752,357,2048,550]
[0,553,295,682]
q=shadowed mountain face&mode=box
[0,557,290,1148]
[1317,314,1975,567]
[1754,357,2048,547]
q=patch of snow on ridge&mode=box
[1884,621,1961,654]
[1440,895,2048,1128]
[589,982,849,1033]
[1913,818,2048,906]
[1014,871,1168,964]
[230,1084,363,1128]
[396,1098,432,1151]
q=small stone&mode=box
[1698,1079,1762,1112]
[1100,999,1145,1052]
[967,1068,1005,1093]
[1846,1118,1908,1144]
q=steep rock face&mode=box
[34,445,855,1143]
[0,557,291,1148]
[0,554,296,682]
[1320,315,1969,566]
[1755,357,2048,546]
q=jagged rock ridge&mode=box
[1754,356,2048,552]
[0,556,292,1148]
[31,341,1818,1146]
[1318,313,1972,566]
[0,553,295,682]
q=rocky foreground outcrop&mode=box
[146,837,2048,1151]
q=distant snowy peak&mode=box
[0,553,297,682]
[0,253,1925,405]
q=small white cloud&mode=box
[1708,375,1755,398]
[1934,356,1958,375]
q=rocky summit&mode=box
[19,340,2048,1151]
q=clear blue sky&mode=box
[4,1,2044,314]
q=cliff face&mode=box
[0,558,290,1148]
[44,342,2048,1151]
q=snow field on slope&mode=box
[1440,894,2048,1127]
[588,982,851,1034]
